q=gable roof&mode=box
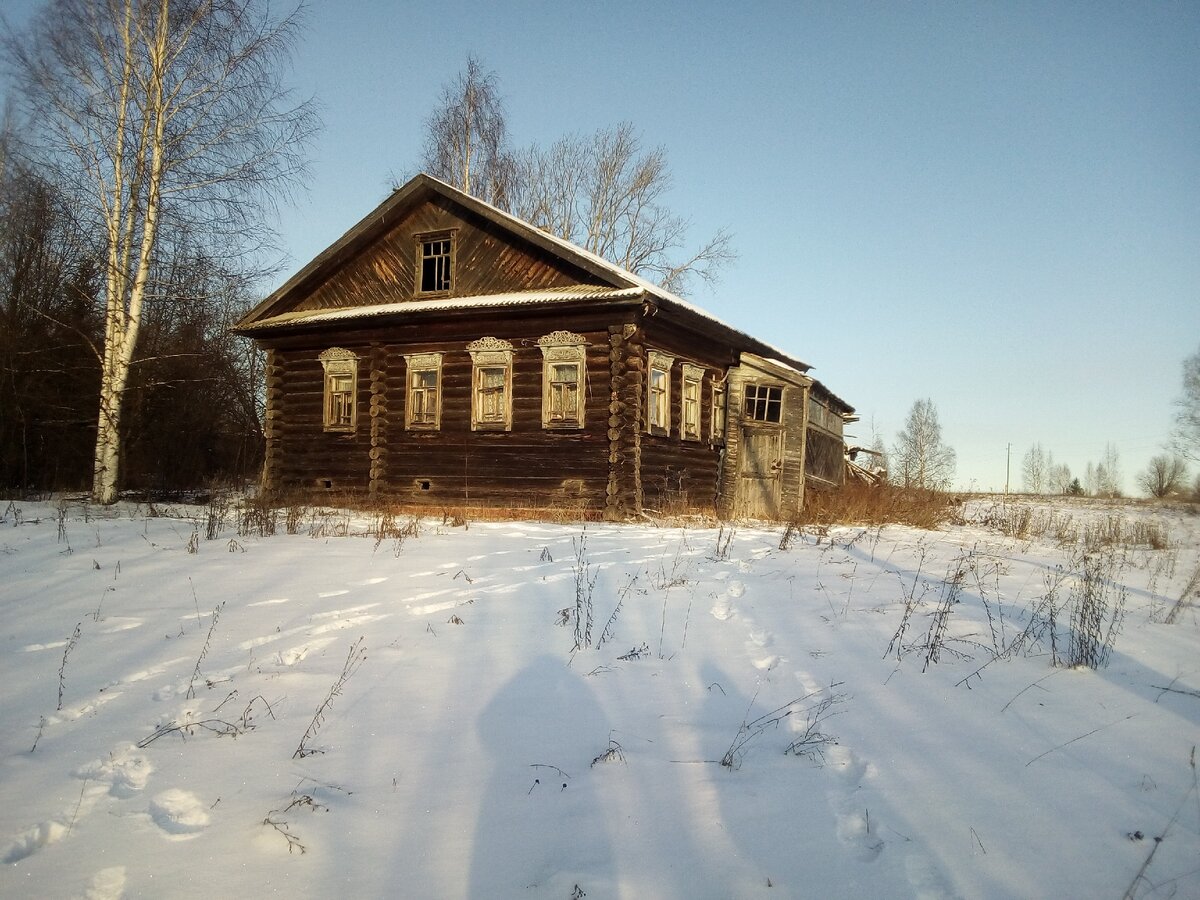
[234,173,815,374]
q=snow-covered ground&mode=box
[1,497,1197,899]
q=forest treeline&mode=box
[0,142,264,493]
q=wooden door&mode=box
[736,427,783,518]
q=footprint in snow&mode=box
[711,596,734,621]
[2,821,68,864]
[149,789,210,836]
[84,866,127,900]
[74,745,153,798]
[833,803,884,862]
[727,580,746,598]
[905,853,962,899]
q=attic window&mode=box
[417,231,454,294]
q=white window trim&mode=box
[319,347,358,433]
[710,375,727,444]
[646,351,675,435]
[404,351,443,430]
[467,336,514,431]
[538,331,587,429]
[681,363,704,442]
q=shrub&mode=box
[795,483,958,529]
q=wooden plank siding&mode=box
[293,197,604,313]
[717,355,811,519]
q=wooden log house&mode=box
[233,174,855,520]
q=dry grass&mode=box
[795,483,960,529]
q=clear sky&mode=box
[4,1,1198,494]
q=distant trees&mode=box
[1021,443,1072,494]
[892,399,956,490]
[1172,344,1200,462]
[4,0,317,502]
[1137,454,1188,499]
[1084,444,1123,498]
[419,58,734,295]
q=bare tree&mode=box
[421,61,734,294]
[1097,442,1123,498]
[1172,345,1200,462]
[1021,443,1046,494]
[891,398,956,490]
[5,0,317,503]
[1048,460,1072,495]
[1137,454,1188,499]
[419,55,512,206]
[511,124,735,293]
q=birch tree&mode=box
[419,55,513,206]
[4,0,316,503]
[892,398,956,491]
[1021,443,1047,493]
[511,123,735,294]
[420,61,734,295]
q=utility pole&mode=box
[1005,443,1011,495]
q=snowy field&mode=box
[1,496,1197,899]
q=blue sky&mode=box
[4,1,1197,493]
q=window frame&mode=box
[404,352,443,430]
[415,230,455,295]
[681,363,704,441]
[711,376,727,444]
[319,347,359,433]
[744,382,784,425]
[646,351,675,436]
[467,337,514,431]
[538,331,587,430]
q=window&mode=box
[467,337,514,431]
[681,364,704,441]
[646,351,674,434]
[711,378,727,443]
[417,231,454,294]
[744,383,783,423]
[538,331,587,429]
[807,396,825,429]
[404,352,442,430]
[319,347,358,432]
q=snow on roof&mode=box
[239,285,643,332]
[418,175,812,371]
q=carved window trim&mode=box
[646,350,674,436]
[538,331,587,430]
[319,347,358,433]
[416,230,455,295]
[711,376,727,444]
[468,337,514,431]
[681,363,704,441]
[404,352,443,430]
